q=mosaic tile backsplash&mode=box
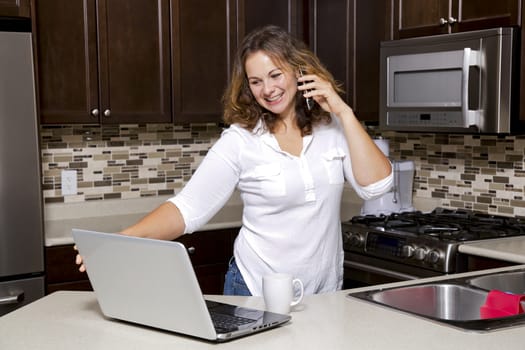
[40,123,222,203]
[40,124,525,217]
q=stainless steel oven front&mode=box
[343,252,442,288]
[341,208,525,288]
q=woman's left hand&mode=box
[297,73,351,117]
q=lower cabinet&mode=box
[45,245,93,294]
[175,228,238,294]
[45,228,239,295]
[461,254,516,272]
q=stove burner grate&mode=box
[350,208,525,242]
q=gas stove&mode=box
[342,208,525,274]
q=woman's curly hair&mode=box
[222,25,343,136]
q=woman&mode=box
[77,25,392,296]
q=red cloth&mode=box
[480,290,525,319]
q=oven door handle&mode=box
[0,289,24,305]
[344,260,419,281]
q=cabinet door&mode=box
[241,0,304,39]
[97,0,171,124]
[176,228,237,294]
[454,0,521,32]
[309,0,353,105]
[394,0,449,39]
[310,0,391,122]
[354,0,391,121]
[172,0,238,123]
[34,0,100,124]
[45,245,93,294]
[0,0,30,17]
[34,0,171,124]
[394,0,522,39]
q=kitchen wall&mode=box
[40,123,525,217]
[382,130,525,217]
[40,123,221,203]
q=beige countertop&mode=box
[44,192,244,246]
[2,265,525,349]
[459,237,525,264]
[44,187,441,247]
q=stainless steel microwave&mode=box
[379,27,520,133]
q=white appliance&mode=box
[361,138,415,216]
[361,160,415,216]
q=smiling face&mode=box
[245,51,298,119]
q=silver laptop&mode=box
[72,229,291,342]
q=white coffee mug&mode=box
[262,273,304,314]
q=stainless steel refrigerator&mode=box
[0,17,45,316]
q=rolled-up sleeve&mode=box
[350,168,393,200]
[342,144,394,200]
[168,130,242,233]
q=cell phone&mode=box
[299,70,315,111]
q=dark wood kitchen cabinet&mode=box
[176,228,238,294]
[171,0,237,123]
[393,0,521,39]
[45,228,238,295]
[33,0,171,124]
[308,0,391,122]
[240,0,305,39]
[171,0,305,124]
[45,244,93,294]
[0,0,30,17]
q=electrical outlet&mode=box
[61,170,77,196]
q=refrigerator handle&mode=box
[0,289,24,305]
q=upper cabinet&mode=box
[34,0,304,125]
[394,0,521,39]
[33,0,171,124]
[240,0,304,39]
[308,0,391,121]
[0,0,30,17]
[172,0,304,124]
[171,0,238,124]
[30,1,525,126]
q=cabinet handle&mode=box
[103,109,111,117]
[187,246,196,255]
[91,108,99,117]
[439,17,457,26]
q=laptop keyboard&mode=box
[210,311,257,332]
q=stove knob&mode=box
[348,233,364,247]
[427,250,441,264]
[414,247,427,261]
[342,231,351,245]
[401,245,415,258]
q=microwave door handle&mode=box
[462,48,481,129]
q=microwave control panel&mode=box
[387,111,464,127]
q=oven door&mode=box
[343,252,443,288]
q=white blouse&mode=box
[169,118,393,296]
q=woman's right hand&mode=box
[297,72,350,118]
[74,245,86,272]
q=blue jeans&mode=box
[223,257,252,296]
